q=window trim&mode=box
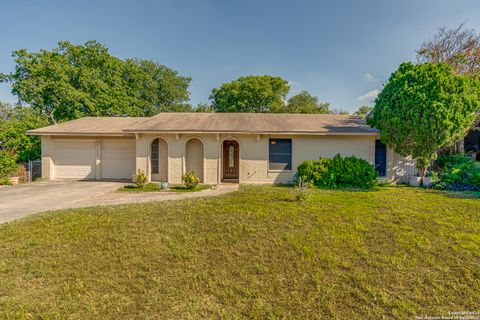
[268,138,292,171]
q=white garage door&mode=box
[101,139,136,180]
[54,140,96,179]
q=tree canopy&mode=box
[0,41,191,124]
[368,62,480,177]
[283,91,330,114]
[353,105,373,118]
[194,103,214,113]
[210,75,289,113]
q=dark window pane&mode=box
[375,140,386,177]
[269,139,292,170]
[151,139,159,174]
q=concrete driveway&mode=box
[0,180,126,224]
[0,180,238,224]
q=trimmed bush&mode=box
[431,154,480,191]
[297,154,378,189]
[182,171,200,189]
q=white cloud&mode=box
[364,73,375,81]
[357,89,379,101]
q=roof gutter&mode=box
[122,130,379,136]
[26,131,135,137]
[26,130,379,137]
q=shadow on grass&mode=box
[119,183,212,193]
[426,188,480,200]
[169,185,211,193]
[282,185,383,193]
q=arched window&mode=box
[151,139,159,174]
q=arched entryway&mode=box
[185,138,204,182]
[150,138,168,181]
[222,140,239,182]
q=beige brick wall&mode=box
[136,134,219,184]
[239,134,377,184]
[135,133,389,184]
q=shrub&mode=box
[0,178,12,185]
[431,154,480,191]
[297,154,378,189]
[132,169,148,188]
[182,171,200,189]
[0,151,18,179]
[432,154,472,172]
[16,164,28,183]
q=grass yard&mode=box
[0,185,479,319]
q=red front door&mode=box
[223,140,239,180]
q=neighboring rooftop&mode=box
[27,113,379,136]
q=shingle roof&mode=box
[27,113,379,136]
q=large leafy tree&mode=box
[368,62,480,178]
[0,103,49,162]
[210,75,289,113]
[0,41,191,123]
[283,90,331,114]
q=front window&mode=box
[269,139,292,170]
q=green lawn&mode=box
[0,185,479,319]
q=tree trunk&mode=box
[416,158,430,186]
[44,108,57,125]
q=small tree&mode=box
[283,91,331,114]
[368,62,480,179]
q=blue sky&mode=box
[1,0,480,112]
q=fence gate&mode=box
[28,160,42,182]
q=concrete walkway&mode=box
[0,181,238,224]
